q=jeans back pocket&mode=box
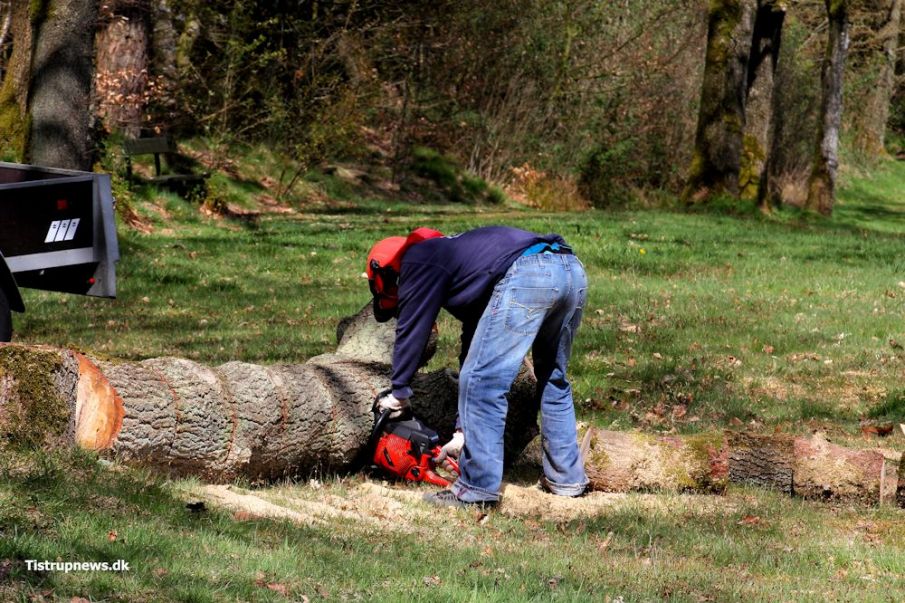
[505,286,557,335]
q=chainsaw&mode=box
[367,390,460,487]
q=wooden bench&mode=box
[123,136,209,197]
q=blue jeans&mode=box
[451,252,588,502]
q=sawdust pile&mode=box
[188,479,737,529]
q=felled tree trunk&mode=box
[578,428,901,506]
[0,304,539,482]
[0,305,901,506]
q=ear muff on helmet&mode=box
[368,260,400,322]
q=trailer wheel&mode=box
[0,287,11,342]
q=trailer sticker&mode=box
[44,221,61,243]
[63,218,80,241]
[44,219,80,243]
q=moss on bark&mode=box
[0,346,75,447]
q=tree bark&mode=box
[576,428,900,506]
[684,0,758,203]
[0,1,36,160]
[806,0,851,216]
[95,0,151,137]
[859,0,902,157]
[26,0,99,170]
[0,305,901,506]
[740,2,785,206]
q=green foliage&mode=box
[152,0,704,196]
[410,146,504,204]
[579,141,640,208]
[768,12,822,181]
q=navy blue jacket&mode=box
[391,226,566,399]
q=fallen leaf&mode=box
[153,567,168,578]
[671,404,688,420]
[738,515,761,527]
[762,344,774,354]
[596,531,615,553]
[266,582,289,595]
[861,423,894,437]
[423,575,442,587]
[729,417,744,426]
[70,598,91,603]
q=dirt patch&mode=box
[187,478,741,530]
[197,484,382,526]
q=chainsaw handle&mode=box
[422,469,453,488]
[429,446,460,476]
[440,458,460,475]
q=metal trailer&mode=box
[0,162,119,341]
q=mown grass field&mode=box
[1,153,903,601]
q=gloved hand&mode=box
[376,392,409,419]
[434,430,465,467]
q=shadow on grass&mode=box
[0,447,398,601]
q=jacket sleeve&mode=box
[390,261,450,399]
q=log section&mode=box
[0,305,901,506]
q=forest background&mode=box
[0,0,902,214]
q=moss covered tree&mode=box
[684,0,759,202]
[0,0,98,169]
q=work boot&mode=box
[422,489,497,510]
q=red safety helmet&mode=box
[367,227,443,322]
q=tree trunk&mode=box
[684,0,758,203]
[95,0,151,137]
[859,0,902,157]
[576,428,900,506]
[806,0,851,216]
[740,2,785,206]
[1,304,538,483]
[1,305,901,506]
[26,0,99,170]
[0,1,36,160]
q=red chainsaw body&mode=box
[370,412,459,487]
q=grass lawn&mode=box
[1,153,903,601]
